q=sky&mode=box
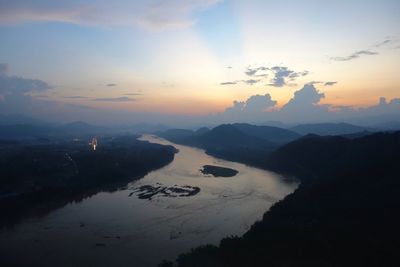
[0,0,399,126]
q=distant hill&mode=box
[290,122,371,135]
[159,123,299,147]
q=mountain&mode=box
[290,122,371,136]
[233,123,300,144]
[158,123,299,166]
[165,131,400,267]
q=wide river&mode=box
[0,135,297,266]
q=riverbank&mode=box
[0,135,177,228]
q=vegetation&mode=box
[0,135,177,228]
[200,165,238,177]
[160,131,400,267]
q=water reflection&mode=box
[0,135,297,267]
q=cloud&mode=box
[324,81,338,86]
[221,65,308,87]
[0,1,220,31]
[92,96,135,102]
[220,81,238,85]
[64,96,88,99]
[137,0,220,31]
[106,83,117,87]
[124,93,142,96]
[331,50,378,61]
[0,72,51,96]
[245,66,269,77]
[224,94,277,114]
[374,39,392,48]
[268,66,308,87]
[243,79,260,85]
[220,79,261,86]
[244,94,277,112]
[281,84,325,111]
[0,64,53,114]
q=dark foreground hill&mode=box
[161,131,400,267]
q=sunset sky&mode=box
[0,0,399,125]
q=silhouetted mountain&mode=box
[290,122,371,135]
[195,127,210,135]
[233,123,300,144]
[158,123,300,166]
[158,124,281,164]
[163,131,400,267]
[197,124,270,147]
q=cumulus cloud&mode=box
[224,94,277,115]
[222,94,277,122]
[0,64,53,114]
[0,0,220,31]
[0,70,51,96]
[244,94,277,112]
[216,83,400,125]
[281,84,325,111]
[92,96,135,102]
[331,50,378,61]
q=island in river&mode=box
[200,165,238,177]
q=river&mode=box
[0,135,297,266]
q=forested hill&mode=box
[162,131,400,267]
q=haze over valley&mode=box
[1,1,400,266]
